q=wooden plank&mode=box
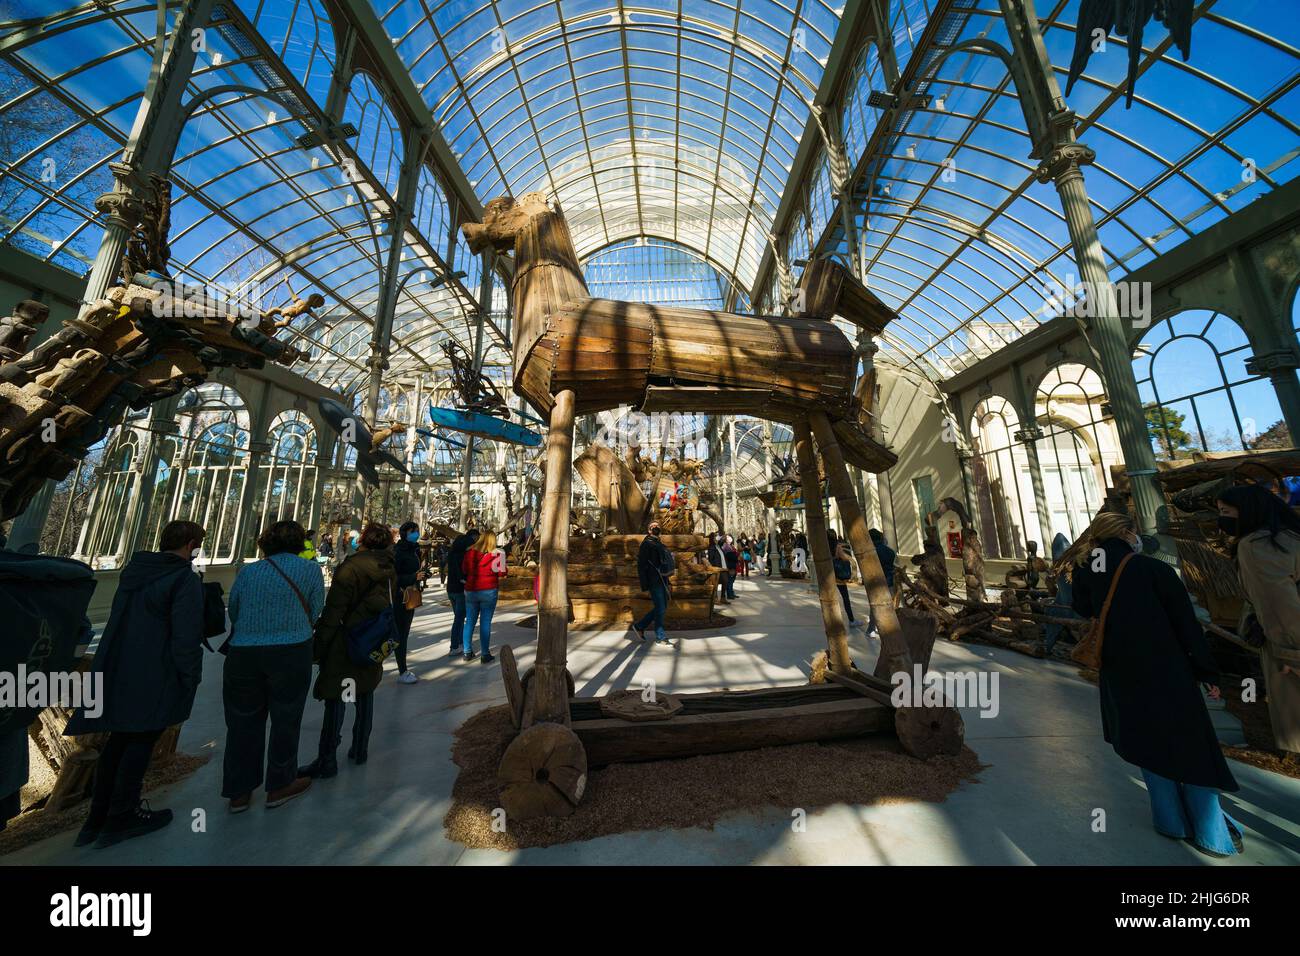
[572,696,894,766]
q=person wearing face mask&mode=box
[1069,510,1242,857]
[1216,484,1300,762]
[633,520,676,646]
[707,532,729,604]
[392,520,425,684]
[66,520,208,849]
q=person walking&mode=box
[393,520,424,684]
[833,539,859,628]
[1070,511,1242,857]
[300,523,397,778]
[68,520,207,849]
[1216,484,1300,762]
[461,529,506,664]
[633,520,676,646]
[737,536,750,578]
[443,528,478,658]
[866,528,896,635]
[221,520,324,813]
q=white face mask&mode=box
[1128,535,1143,554]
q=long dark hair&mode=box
[1217,484,1300,553]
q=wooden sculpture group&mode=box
[462,192,964,820]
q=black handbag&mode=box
[201,579,227,646]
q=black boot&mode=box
[74,814,106,848]
[94,802,173,848]
[298,756,338,779]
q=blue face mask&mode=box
[406,531,420,543]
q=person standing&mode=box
[723,535,739,600]
[708,532,729,604]
[221,520,324,813]
[1216,484,1300,762]
[633,520,676,646]
[461,530,506,664]
[443,528,478,658]
[68,520,206,849]
[300,523,397,778]
[1071,511,1242,857]
[392,520,424,684]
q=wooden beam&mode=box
[810,411,913,678]
[532,388,576,725]
[793,418,853,673]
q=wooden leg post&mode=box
[809,412,913,678]
[533,388,576,726]
[793,419,852,674]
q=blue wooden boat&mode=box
[427,404,542,447]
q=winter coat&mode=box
[65,551,204,735]
[444,532,477,594]
[1072,537,1237,791]
[312,549,396,700]
[1234,529,1300,752]
[723,545,739,572]
[873,540,896,587]
[393,538,421,590]
[461,548,506,592]
[637,534,676,592]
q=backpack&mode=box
[833,556,853,582]
[345,578,399,666]
[0,552,96,733]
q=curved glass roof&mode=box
[772,0,1300,381]
[1,0,1296,399]
[373,0,841,291]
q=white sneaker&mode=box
[397,671,419,684]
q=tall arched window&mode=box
[1134,309,1291,457]
[1034,364,1114,544]
[241,0,336,110]
[841,40,884,166]
[78,430,140,569]
[967,395,1036,559]
[259,410,318,531]
[343,71,402,199]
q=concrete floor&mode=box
[6,573,1300,866]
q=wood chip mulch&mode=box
[0,752,210,857]
[443,704,984,850]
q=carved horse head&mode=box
[461,192,554,254]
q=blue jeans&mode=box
[635,582,669,641]
[448,592,466,653]
[463,589,498,656]
[725,571,737,599]
[1141,768,1241,855]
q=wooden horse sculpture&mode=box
[463,193,959,818]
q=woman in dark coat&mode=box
[67,520,206,849]
[300,523,397,777]
[392,520,424,684]
[1070,511,1241,857]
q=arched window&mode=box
[583,238,740,310]
[841,40,884,166]
[78,430,140,569]
[168,385,252,564]
[343,71,402,199]
[1034,364,1115,544]
[257,410,318,533]
[1134,308,1293,457]
[967,395,1036,559]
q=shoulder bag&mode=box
[1071,552,1134,670]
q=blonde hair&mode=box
[476,529,498,552]
[1070,511,1137,567]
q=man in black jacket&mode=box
[633,522,676,646]
[66,520,206,849]
[442,528,479,658]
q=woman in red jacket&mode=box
[461,529,506,664]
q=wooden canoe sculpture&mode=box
[463,193,962,820]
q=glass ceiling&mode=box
[784,0,1300,381]
[1,0,1296,403]
[372,0,841,291]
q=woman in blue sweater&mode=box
[221,520,325,813]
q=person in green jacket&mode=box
[299,523,397,778]
[298,529,317,561]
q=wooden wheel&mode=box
[521,665,576,699]
[894,705,964,760]
[499,645,524,729]
[497,722,588,820]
